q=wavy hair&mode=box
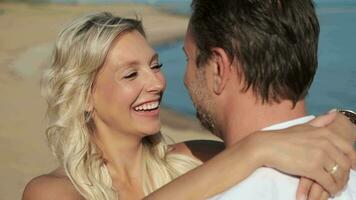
[42,12,201,199]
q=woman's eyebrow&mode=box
[114,61,139,72]
[150,53,159,63]
[115,53,159,72]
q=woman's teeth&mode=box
[134,101,159,111]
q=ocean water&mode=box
[156,1,356,116]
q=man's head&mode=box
[184,0,320,134]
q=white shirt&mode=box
[210,116,356,200]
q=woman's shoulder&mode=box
[22,168,83,200]
[170,140,225,162]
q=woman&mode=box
[23,12,356,200]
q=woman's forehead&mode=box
[105,31,158,70]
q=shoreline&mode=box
[0,3,217,199]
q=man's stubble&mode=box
[189,69,220,136]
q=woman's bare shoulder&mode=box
[170,140,225,162]
[22,168,83,200]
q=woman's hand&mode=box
[296,112,356,200]
[244,111,356,199]
[296,111,356,200]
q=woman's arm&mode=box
[146,139,262,200]
[145,112,356,200]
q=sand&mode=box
[0,3,218,199]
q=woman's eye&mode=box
[151,63,163,72]
[123,72,137,79]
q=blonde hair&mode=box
[42,12,201,199]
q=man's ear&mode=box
[211,47,233,94]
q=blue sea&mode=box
[51,0,356,115]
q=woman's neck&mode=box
[93,126,145,187]
[97,133,146,199]
[104,141,144,185]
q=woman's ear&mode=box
[85,95,94,112]
[211,47,233,95]
[84,95,95,123]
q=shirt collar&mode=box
[262,115,316,131]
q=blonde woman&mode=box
[23,12,356,200]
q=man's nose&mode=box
[183,70,189,89]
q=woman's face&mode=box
[91,30,166,138]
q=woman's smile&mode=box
[132,99,161,117]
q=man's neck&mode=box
[221,99,307,147]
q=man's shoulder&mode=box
[210,167,299,200]
[170,140,224,162]
[22,168,84,200]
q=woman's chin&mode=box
[139,124,162,136]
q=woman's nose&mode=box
[145,70,165,93]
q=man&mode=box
[183,0,356,199]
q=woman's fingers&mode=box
[310,156,338,195]
[322,130,356,170]
[308,183,323,200]
[297,178,313,200]
[327,112,356,142]
[321,191,329,200]
[308,111,337,128]
[298,179,331,200]
[308,113,356,169]
[309,111,356,142]
[315,138,351,191]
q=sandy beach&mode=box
[0,3,218,199]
